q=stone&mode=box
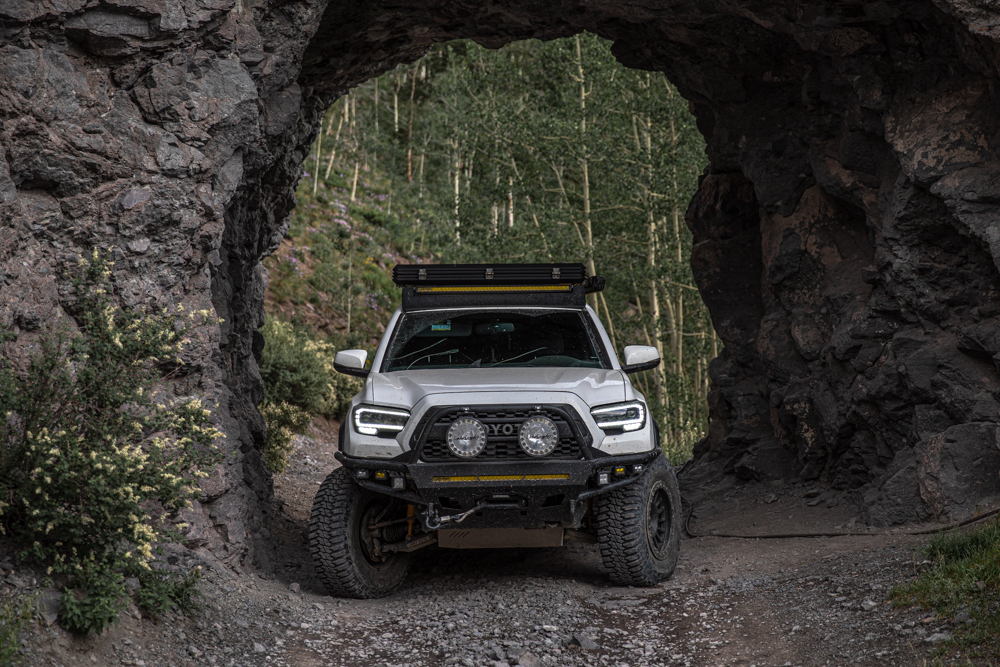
[253,643,265,653]
[861,600,877,611]
[571,634,598,650]
[36,589,61,626]
[518,653,543,667]
[3,0,1000,570]
[924,632,952,644]
[955,611,972,623]
[915,424,1000,522]
[288,582,300,593]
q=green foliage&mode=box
[0,250,222,634]
[132,564,203,619]
[260,402,312,474]
[891,518,1000,658]
[277,33,715,461]
[59,565,124,636]
[258,319,363,420]
[259,319,329,414]
[0,591,36,667]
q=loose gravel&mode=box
[13,429,984,667]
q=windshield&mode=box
[382,309,609,371]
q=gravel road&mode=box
[17,426,979,667]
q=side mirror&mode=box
[334,350,370,378]
[620,345,660,374]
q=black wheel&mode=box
[309,467,410,598]
[596,453,682,586]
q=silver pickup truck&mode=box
[309,263,682,597]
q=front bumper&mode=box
[335,449,661,530]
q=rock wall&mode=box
[1,1,998,565]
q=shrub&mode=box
[258,319,362,419]
[131,563,203,620]
[0,591,36,666]
[258,319,329,414]
[259,402,312,474]
[0,250,222,634]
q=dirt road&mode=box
[21,425,971,667]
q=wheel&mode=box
[596,453,682,586]
[309,467,410,598]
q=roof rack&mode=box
[392,263,605,311]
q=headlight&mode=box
[591,401,646,432]
[446,416,487,458]
[519,416,559,456]
[353,405,410,436]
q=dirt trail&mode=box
[20,424,976,667]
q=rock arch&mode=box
[2,1,999,563]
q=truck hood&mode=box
[370,367,627,407]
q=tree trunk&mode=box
[407,64,417,182]
[324,111,345,179]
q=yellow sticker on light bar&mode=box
[432,474,570,483]
[415,285,572,294]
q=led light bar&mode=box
[431,474,570,483]
[591,401,646,432]
[415,285,572,294]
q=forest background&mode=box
[260,33,715,463]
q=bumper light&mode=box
[392,476,405,490]
[597,471,610,486]
[591,401,646,432]
[447,416,487,458]
[519,416,560,456]
[355,469,370,480]
[353,405,410,436]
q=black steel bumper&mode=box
[334,449,661,530]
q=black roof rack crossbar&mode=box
[393,263,588,287]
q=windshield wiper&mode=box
[393,338,446,361]
[405,349,460,370]
[487,347,551,367]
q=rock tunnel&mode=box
[2,0,1000,565]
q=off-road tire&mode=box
[309,467,410,598]
[596,453,682,586]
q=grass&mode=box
[891,516,1000,660]
[0,591,36,666]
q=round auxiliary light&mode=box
[446,417,487,458]
[518,416,560,457]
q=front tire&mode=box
[309,467,410,598]
[596,453,682,586]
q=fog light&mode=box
[614,466,626,475]
[632,464,644,474]
[356,469,370,480]
[597,471,610,486]
[446,416,487,458]
[375,471,387,480]
[392,477,405,490]
[519,416,559,456]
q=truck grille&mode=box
[418,407,584,462]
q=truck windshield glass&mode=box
[382,310,608,371]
